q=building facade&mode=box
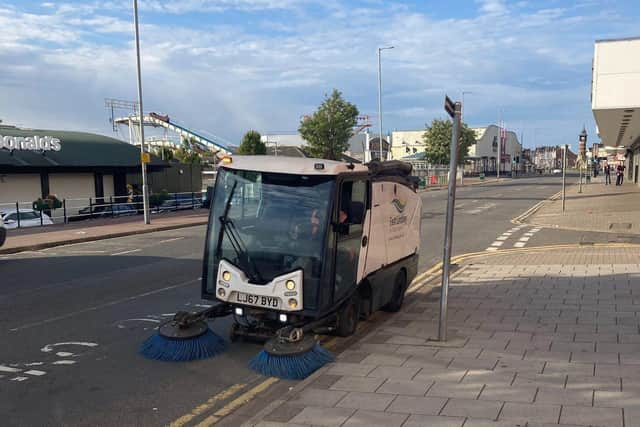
[467,125,522,174]
[591,37,640,184]
[532,146,578,170]
[390,130,425,160]
[0,125,199,215]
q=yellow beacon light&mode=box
[222,156,233,164]
[285,280,296,290]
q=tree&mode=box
[298,89,359,160]
[175,137,202,164]
[238,130,266,155]
[422,119,476,165]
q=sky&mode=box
[0,0,638,150]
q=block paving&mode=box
[247,246,640,427]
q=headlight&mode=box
[217,288,226,297]
[285,280,296,290]
[288,298,298,309]
[222,271,231,281]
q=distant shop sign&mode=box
[0,135,62,152]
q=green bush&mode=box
[149,190,170,208]
[32,194,62,211]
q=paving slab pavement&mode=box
[526,177,640,235]
[0,210,208,254]
[245,245,640,427]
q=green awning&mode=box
[0,126,163,168]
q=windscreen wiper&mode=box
[215,181,265,283]
[215,181,237,259]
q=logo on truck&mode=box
[390,198,408,226]
[391,198,406,213]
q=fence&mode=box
[0,191,206,229]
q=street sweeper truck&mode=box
[141,156,422,379]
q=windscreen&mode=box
[204,167,335,308]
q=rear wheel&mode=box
[335,296,360,337]
[383,270,407,312]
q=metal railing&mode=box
[0,191,206,230]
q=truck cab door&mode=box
[333,179,368,302]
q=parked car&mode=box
[69,203,138,222]
[0,216,6,247]
[0,208,54,229]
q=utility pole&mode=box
[438,96,460,342]
[562,144,567,213]
[377,46,394,161]
[497,120,502,180]
[133,0,150,224]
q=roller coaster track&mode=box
[114,113,234,156]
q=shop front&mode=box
[0,125,187,216]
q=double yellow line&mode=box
[511,190,562,225]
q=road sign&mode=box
[444,96,455,118]
[141,152,151,164]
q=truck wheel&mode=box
[383,270,407,312]
[335,296,360,337]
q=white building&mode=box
[468,125,522,174]
[591,36,640,183]
[390,130,426,160]
[261,131,384,163]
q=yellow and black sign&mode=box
[141,152,151,164]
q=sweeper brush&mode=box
[249,334,334,380]
[140,306,230,362]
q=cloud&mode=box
[0,0,636,149]
[476,0,508,15]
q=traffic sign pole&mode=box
[438,96,461,342]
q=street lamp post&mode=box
[133,0,150,225]
[377,46,394,162]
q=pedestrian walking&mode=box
[616,164,626,185]
[604,163,611,185]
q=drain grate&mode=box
[609,222,632,230]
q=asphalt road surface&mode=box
[0,175,622,427]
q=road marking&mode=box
[56,352,73,357]
[24,370,46,376]
[41,342,98,353]
[111,248,142,256]
[518,237,530,242]
[11,377,28,382]
[486,247,499,251]
[496,236,508,241]
[513,242,526,248]
[9,278,199,332]
[0,365,21,373]
[173,378,279,427]
[169,383,246,427]
[52,360,76,365]
[159,237,185,244]
[209,377,279,419]
[65,250,107,254]
[491,241,503,247]
[524,232,534,237]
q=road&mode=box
[0,175,619,427]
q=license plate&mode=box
[234,292,280,309]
